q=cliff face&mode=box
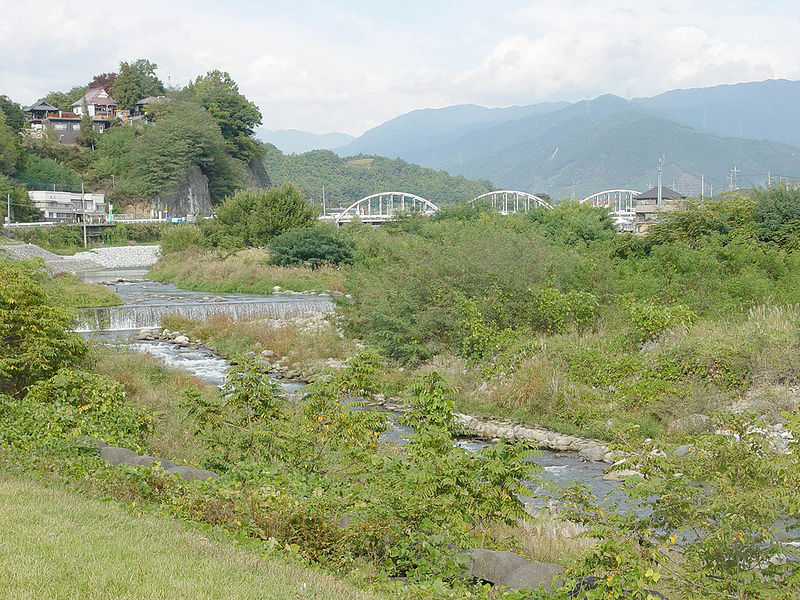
[244,158,271,189]
[151,165,213,217]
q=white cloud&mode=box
[1,0,799,134]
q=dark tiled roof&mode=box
[635,186,687,201]
[25,98,58,112]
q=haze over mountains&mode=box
[260,79,800,199]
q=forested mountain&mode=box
[258,129,354,154]
[334,80,800,199]
[634,79,800,148]
[261,144,492,208]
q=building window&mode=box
[99,125,104,133]
[52,123,67,130]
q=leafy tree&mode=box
[0,108,25,176]
[77,99,98,149]
[0,258,86,397]
[110,59,165,110]
[20,155,81,188]
[0,175,41,222]
[527,200,617,246]
[754,183,800,246]
[88,72,117,91]
[268,225,354,268]
[0,95,27,133]
[44,86,88,112]
[201,183,315,248]
[183,70,262,160]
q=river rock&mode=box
[579,445,607,462]
[461,549,563,591]
[174,335,190,345]
[602,469,643,481]
[667,414,712,435]
[128,455,178,470]
[100,446,140,466]
[166,466,219,481]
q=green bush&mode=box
[268,225,353,268]
[159,224,203,254]
[626,299,696,342]
[201,183,316,248]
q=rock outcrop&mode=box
[151,164,213,218]
[461,549,564,591]
[244,158,271,189]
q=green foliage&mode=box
[528,201,617,246]
[109,59,165,111]
[1,368,149,450]
[754,183,800,246]
[77,99,98,149]
[262,145,491,207]
[19,154,82,187]
[648,194,757,248]
[159,224,203,254]
[0,175,41,222]
[201,183,315,248]
[0,107,25,176]
[183,70,262,161]
[222,353,283,421]
[626,299,696,342]
[44,86,88,112]
[268,225,354,268]
[0,258,86,396]
[0,95,27,133]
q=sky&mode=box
[1,0,799,136]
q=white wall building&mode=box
[28,190,106,222]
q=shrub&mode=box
[626,299,696,342]
[268,225,354,268]
[159,224,203,254]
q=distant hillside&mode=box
[262,145,492,208]
[257,129,354,154]
[336,102,569,159]
[336,83,800,199]
[634,79,800,149]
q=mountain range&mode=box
[263,79,800,199]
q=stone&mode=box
[100,446,140,466]
[667,414,712,435]
[128,455,178,470]
[602,469,643,481]
[174,335,190,345]
[166,466,219,481]
[673,444,692,457]
[579,445,607,462]
[461,549,564,591]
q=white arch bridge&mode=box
[472,190,553,213]
[330,192,440,225]
[580,189,640,215]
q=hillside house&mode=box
[72,87,117,118]
[24,99,59,120]
[27,190,106,222]
[634,186,687,234]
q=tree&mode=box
[183,70,262,160]
[0,175,42,223]
[754,183,800,246]
[110,59,165,111]
[88,72,117,92]
[0,108,24,176]
[268,224,354,268]
[201,183,316,248]
[0,258,86,397]
[0,95,27,133]
[44,86,88,112]
[77,99,98,149]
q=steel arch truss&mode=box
[335,192,439,225]
[473,190,553,213]
[580,189,641,214]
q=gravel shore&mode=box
[1,243,161,273]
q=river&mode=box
[81,268,618,505]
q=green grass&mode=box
[0,475,382,600]
[150,247,346,293]
[46,273,123,308]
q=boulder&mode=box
[128,455,178,470]
[667,414,712,435]
[166,466,219,481]
[462,549,564,591]
[174,335,190,345]
[673,444,692,457]
[100,446,139,466]
[579,445,607,462]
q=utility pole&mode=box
[701,174,704,197]
[81,183,87,248]
[768,171,771,186]
[657,157,663,206]
[6,193,10,236]
[322,185,326,216]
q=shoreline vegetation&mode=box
[2,186,799,598]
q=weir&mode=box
[76,297,334,332]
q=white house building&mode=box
[28,190,106,222]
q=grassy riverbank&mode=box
[150,247,346,293]
[47,273,122,308]
[0,474,382,600]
